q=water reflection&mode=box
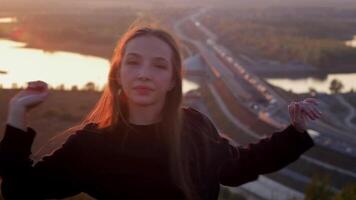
[0,17,17,23]
[0,39,198,93]
[266,73,356,94]
[346,35,356,48]
[0,39,110,90]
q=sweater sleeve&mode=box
[0,124,84,199]
[214,123,315,186]
[187,106,316,187]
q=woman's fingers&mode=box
[288,102,293,118]
[299,108,306,124]
[295,102,301,122]
[303,103,318,119]
[310,105,322,119]
[289,102,297,123]
[10,80,49,110]
[288,98,323,132]
[302,99,320,120]
[297,103,306,123]
[27,80,48,92]
[289,98,322,122]
[19,93,48,103]
[300,103,315,120]
[304,98,319,106]
[291,102,297,123]
[302,101,322,120]
[291,102,306,132]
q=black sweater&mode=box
[0,107,314,200]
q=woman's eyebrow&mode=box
[126,52,169,63]
[154,57,169,63]
[126,52,141,58]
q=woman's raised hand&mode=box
[10,80,49,111]
[7,80,49,131]
[288,98,323,133]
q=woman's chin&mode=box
[131,97,156,106]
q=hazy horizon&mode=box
[1,0,356,10]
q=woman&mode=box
[0,23,321,200]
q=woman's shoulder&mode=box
[32,123,103,163]
[62,123,105,147]
[182,106,208,122]
[181,106,221,141]
[182,106,217,128]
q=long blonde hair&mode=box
[34,22,204,200]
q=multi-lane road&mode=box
[175,7,356,200]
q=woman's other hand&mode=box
[288,98,323,133]
[6,80,49,131]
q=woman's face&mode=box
[118,35,175,107]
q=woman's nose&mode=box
[137,65,151,80]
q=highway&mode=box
[175,7,356,200]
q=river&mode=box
[0,39,198,93]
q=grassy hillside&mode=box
[0,89,101,153]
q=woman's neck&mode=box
[127,101,164,125]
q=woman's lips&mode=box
[134,88,152,95]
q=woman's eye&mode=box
[127,61,138,65]
[155,65,166,69]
